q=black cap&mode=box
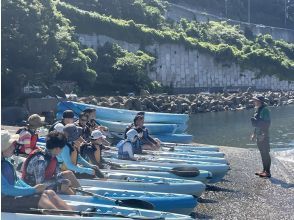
[63,110,74,119]
[251,96,268,103]
[136,112,145,116]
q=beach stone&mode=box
[124,99,133,109]
[110,102,121,108]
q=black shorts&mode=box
[1,194,41,213]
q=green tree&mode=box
[2,0,97,105]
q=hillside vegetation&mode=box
[2,0,294,105]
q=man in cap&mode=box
[250,95,271,178]
[16,114,45,154]
[1,130,73,212]
[49,110,75,132]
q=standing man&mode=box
[251,96,271,178]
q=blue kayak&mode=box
[60,189,197,215]
[57,101,189,124]
[152,134,193,144]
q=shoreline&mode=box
[194,145,294,219]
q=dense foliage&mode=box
[90,43,156,95]
[61,0,167,28]
[58,2,294,80]
[2,0,96,105]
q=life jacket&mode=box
[60,143,78,171]
[21,149,57,185]
[117,139,142,159]
[1,159,17,185]
[16,127,38,153]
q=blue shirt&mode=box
[56,144,94,175]
[1,159,36,197]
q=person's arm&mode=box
[2,174,36,196]
[60,146,94,175]
[143,129,157,145]
[78,154,95,169]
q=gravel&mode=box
[193,146,294,219]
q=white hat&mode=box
[90,130,106,140]
[126,129,138,142]
[1,130,19,152]
[54,123,65,133]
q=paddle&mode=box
[109,165,200,178]
[73,187,154,210]
[29,208,164,219]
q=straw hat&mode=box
[1,130,19,152]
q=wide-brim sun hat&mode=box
[1,130,19,152]
[251,95,268,103]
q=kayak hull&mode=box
[79,178,206,197]
[57,101,189,124]
[107,158,229,183]
[60,193,197,215]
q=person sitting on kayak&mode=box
[82,108,108,133]
[134,114,161,151]
[74,112,91,141]
[117,128,144,160]
[57,124,102,179]
[21,131,80,195]
[49,110,75,132]
[124,112,145,139]
[16,114,45,155]
[80,130,112,176]
[1,130,73,213]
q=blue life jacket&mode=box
[117,139,142,160]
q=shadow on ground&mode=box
[206,185,238,193]
[270,177,294,189]
[191,212,213,219]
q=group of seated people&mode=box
[2,108,161,213]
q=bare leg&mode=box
[141,144,155,150]
[61,170,81,188]
[44,190,73,210]
[38,192,58,210]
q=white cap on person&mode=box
[90,130,106,140]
